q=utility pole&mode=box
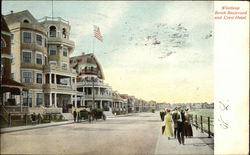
[92,77,95,109]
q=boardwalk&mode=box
[1,112,213,155]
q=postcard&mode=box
[1,1,249,155]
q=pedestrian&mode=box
[160,109,166,121]
[37,113,43,124]
[164,109,173,140]
[73,110,77,122]
[31,112,36,125]
[183,108,193,138]
[176,106,185,145]
[171,107,178,139]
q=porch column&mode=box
[54,93,57,107]
[74,95,77,108]
[20,89,23,112]
[98,87,101,95]
[55,74,57,84]
[100,100,103,109]
[49,73,52,84]
[49,93,52,106]
[71,94,73,105]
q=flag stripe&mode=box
[93,25,103,41]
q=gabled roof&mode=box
[1,15,10,32]
[4,10,38,25]
[70,53,105,79]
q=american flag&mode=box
[93,25,103,42]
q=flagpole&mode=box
[92,35,95,54]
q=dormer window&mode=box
[49,26,57,37]
[23,19,30,23]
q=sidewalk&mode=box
[0,120,74,134]
[154,127,214,155]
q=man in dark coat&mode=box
[73,110,77,122]
[172,107,178,138]
[176,107,186,145]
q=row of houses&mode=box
[0,10,156,118]
[157,102,214,110]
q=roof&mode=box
[4,10,38,25]
[70,53,105,80]
[1,15,10,32]
[1,78,25,88]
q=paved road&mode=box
[0,112,213,155]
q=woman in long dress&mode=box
[183,108,193,137]
[164,109,173,140]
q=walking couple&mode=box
[163,107,193,145]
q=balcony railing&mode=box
[38,16,69,25]
[85,94,112,100]
[77,81,111,88]
[44,65,76,74]
[47,37,74,47]
[43,84,76,91]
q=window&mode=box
[36,93,43,106]
[49,61,57,65]
[45,56,48,65]
[11,33,14,44]
[36,34,42,45]
[36,73,42,84]
[1,37,6,47]
[63,48,67,57]
[22,71,32,83]
[23,19,30,23]
[23,91,32,107]
[1,60,4,77]
[49,45,57,55]
[22,51,31,63]
[23,32,32,43]
[10,53,14,64]
[44,38,47,47]
[49,26,56,37]
[62,63,67,68]
[36,53,42,64]
[10,73,14,79]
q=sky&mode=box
[2,1,214,103]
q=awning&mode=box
[0,87,21,95]
[1,78,25,87]
[1,78,26,95]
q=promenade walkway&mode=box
[155,126,214,155]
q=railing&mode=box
[0,106,9,123]
[37,16,69,25]
[57,84,72,90]
[4,106,29,114]
[44,65,76,74]
[85,95,112,100]
[191,114,214,138]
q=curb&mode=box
[0,121,74,134]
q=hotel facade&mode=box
[1,10,156,117]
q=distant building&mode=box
[112,91,124,112]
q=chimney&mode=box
[82,52,85,55]
[11,10,13,14]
